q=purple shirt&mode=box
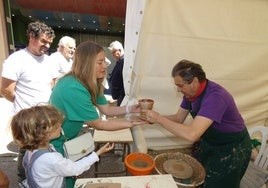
[181,80,245,133]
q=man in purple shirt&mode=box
[142,59,251,188]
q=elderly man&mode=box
[50,36,76,79]
[108,40,125,106]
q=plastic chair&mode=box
[248,126,268,170]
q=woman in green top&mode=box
[50,41,143,188]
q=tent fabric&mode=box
[124,0,268,151]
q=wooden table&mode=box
[74,174,178,188]
[93,128,133,143]
[93,128,133,177]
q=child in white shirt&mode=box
[11,105,114,188]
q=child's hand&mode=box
[96,142,114,156]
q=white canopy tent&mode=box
[123,0,268,152]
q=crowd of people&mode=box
[0,21,252,188]
[0,21,142,188]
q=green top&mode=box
[49,75,107,155]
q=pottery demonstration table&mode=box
[93,128,133,177]
[74,174,178,188]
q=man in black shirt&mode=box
[108,41,125,106]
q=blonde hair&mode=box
[11,105,64,150]
[67,40,105,105]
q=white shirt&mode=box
[2,48,57,113]
[49,51,73,78]
[23,146,99,188]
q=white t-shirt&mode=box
[23,146,99,188]
[49,51,73,78]
[2,48,57,113]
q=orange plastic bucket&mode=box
[124,152,155,176]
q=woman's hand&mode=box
[126,104,140,114]
[126,114,147,126]
[130,119,147,126]
[96,142,115,156]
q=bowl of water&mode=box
[124,152,155,176]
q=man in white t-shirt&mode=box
[1,21,56,113]
[0,21,56,186]
[49,36,76,79]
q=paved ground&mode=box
[0,98,18,188]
